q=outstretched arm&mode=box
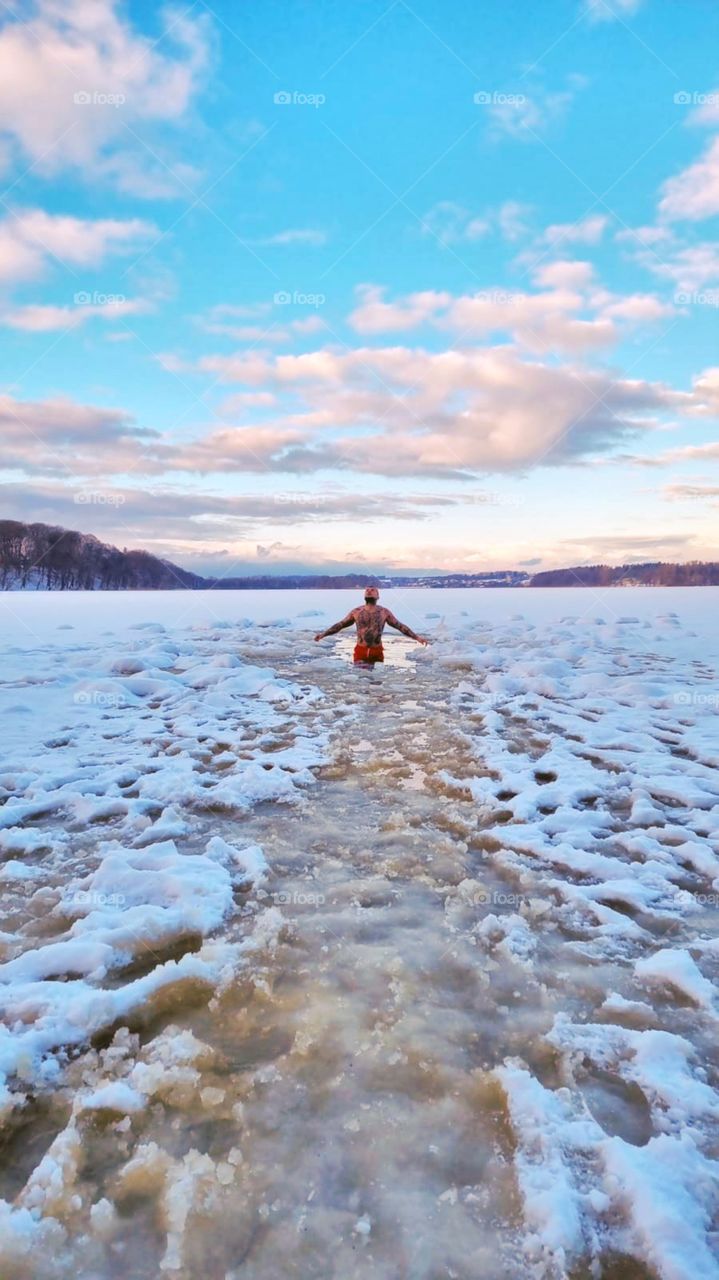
[384,611,430,644]
[314,611,355,641]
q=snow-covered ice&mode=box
[0,587,718,1278]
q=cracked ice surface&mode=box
[0,588,718,1279]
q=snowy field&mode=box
[1,587,718,1279]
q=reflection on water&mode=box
[328,633,421,670]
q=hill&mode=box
[0,519,203,591]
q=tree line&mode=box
[0,520,201,591]
[528,562,719,587]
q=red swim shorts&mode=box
[353,643,384,665]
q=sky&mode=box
[0,0,718,577]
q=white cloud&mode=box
[349,285,451,335]
[0,392,157,477]
[616,225,671,246]
[253,229,327,247]
[0,0,211,194]
[0,480,477,545]
[186,344,690,479]
[419,202,489,246]
[619,367,719,465]
[443,284,615,354]
[419,200,530,248]
[5,476,714,572]
[662,482,719,503]
[218,391,277,415]
[256,541,300,560]
[0,297,149,331]
[487,80,583,142]
[689,92,719,128]
[204,320,326,344]
[515,216,608,281]
[497,201,533,242]
[542,214,608,247]
[652,442,719,463]
[599,294,673,322]
[97,150,204,200]
[558,532,695,565]
[623,234,719,293]
[532,259,596,290]
[659,137,719,222]
[198,305,326,345]
[0,343,705,489]
[348,272,671,354]
[692,366,719,407]
[0,207,155,284]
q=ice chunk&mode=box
[635,948,716,1013]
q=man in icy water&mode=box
[314,585,429,668]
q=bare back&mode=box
[316,601,421,645]
[349,604,394,646]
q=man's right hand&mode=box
[417,636,431,645]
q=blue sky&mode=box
[0,0,717,575]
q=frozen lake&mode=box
[2,585,719,649]
[1,588,718,1278]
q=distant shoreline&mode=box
[3,581,719,593]
[1,520,717,590]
